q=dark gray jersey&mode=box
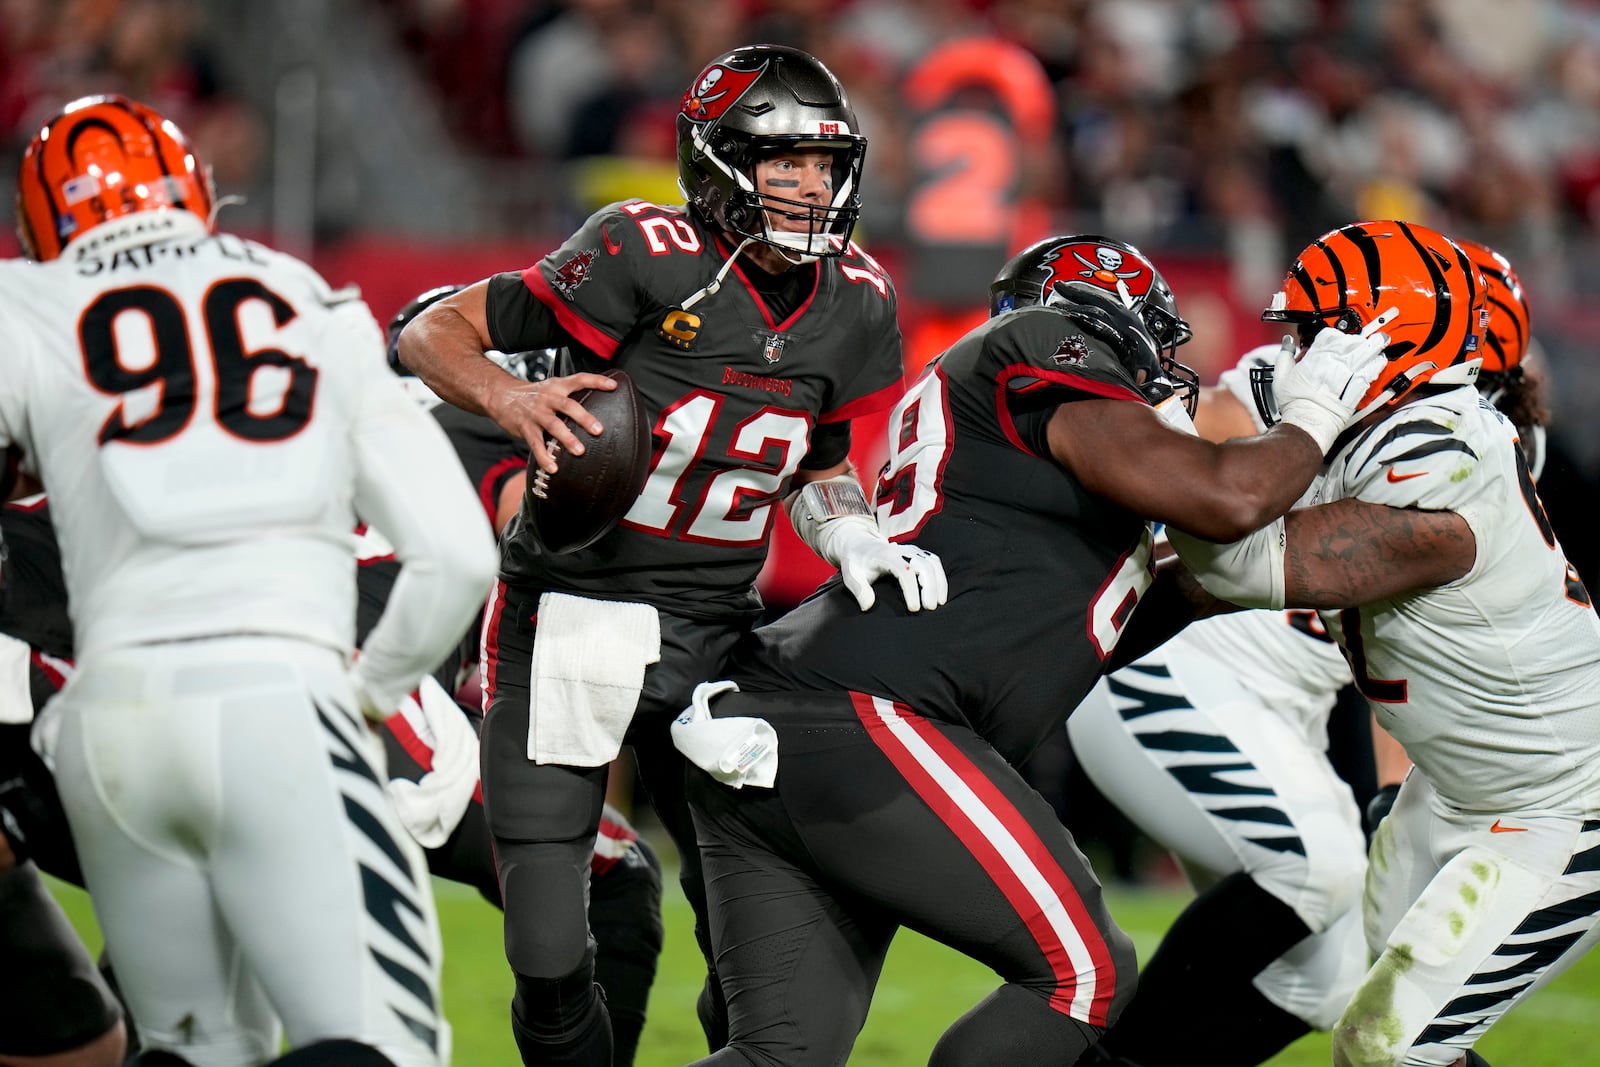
[730,306,1156,765]
[493,200,903,620]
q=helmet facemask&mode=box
[678,45,867,264]
[690,129,865,261]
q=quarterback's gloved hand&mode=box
[1275,312,1394,454]
[827,515,949,613]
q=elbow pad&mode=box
[1166,517,1287,609]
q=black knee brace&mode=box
[268,1040,399,1066]
[510,959,612,1067]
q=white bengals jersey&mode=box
[0,212,493,708]
[1316,384,1600,812]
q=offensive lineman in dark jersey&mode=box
[673,238,1396,1066]
[0,500,126,1066]
[397,45,945,1067]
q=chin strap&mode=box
[681,236,758,311]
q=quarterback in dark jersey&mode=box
[397,45,944,1066]
[675,237,1397,1067]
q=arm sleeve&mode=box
[346,313,500,717]
[798,420,852,471]
[1166,519,1287,610]
[485,271,576,354]
[518,205,648,360]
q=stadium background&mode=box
[7,0,1600,1062]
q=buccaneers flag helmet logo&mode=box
[682,61,767,123]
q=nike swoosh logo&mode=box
[602,224,622,256]
[1490,819,1528,833]
[1386,468,1427,483]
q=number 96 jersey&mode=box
[731,305,1154,766]
[0,213,470,661]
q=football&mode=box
[524,369,652,554]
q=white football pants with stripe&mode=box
[1336,770,1600,1066]
[1067,650,1368,1029]
[49,637,448,1067]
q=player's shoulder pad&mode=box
[236,236,368,310]
[1338,387,1493,509]
[833,241,897,306]
[563,199,701,286]
[989,305,1144,399]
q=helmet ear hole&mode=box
[1333,308,1364,334]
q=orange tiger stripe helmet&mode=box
[1262,220,1489,408]
[1455,239,1530,375]
[16,94,213,262]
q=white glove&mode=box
[1275,311,1394,454]
[824,515,949,612]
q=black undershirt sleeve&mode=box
[486,272,578,354]
[798,420,852,471]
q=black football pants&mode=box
[479,584,743,1065]
[685,689,1137,1067]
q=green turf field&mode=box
[46,860,1600,1065]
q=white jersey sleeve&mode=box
[346,330,497,717]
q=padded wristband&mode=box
[789,474,876,567]
[1167,517,1287,609]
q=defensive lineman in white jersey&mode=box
[0,96,497,1067]
[1170,221,1600,1067]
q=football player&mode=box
[396,44,947,1065]
[0,501,126,1067]
[1167,220,1600,1067]
[0,96,498,1067]
[1073,240,1549,1067]
[369,286,666,1067]
[671,236,1392,1067]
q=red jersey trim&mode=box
[521,268,620,360]
[478,456,527,527]
[478,581,507,717]
[29,649,70,691]
[384,707,485,804]
[850,692,1120,1023]
[993,365,1143,456]
[715,235,822,332]
[821,378,904,424]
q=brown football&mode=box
[524,369,652,554]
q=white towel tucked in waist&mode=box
[529,592,661,767]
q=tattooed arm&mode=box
[1282,499,1476,608]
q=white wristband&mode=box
[789,474,877,567]
[1166,517,1287,609]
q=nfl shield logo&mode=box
[762,333,787,364]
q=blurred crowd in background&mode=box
[4,0,1600,885]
